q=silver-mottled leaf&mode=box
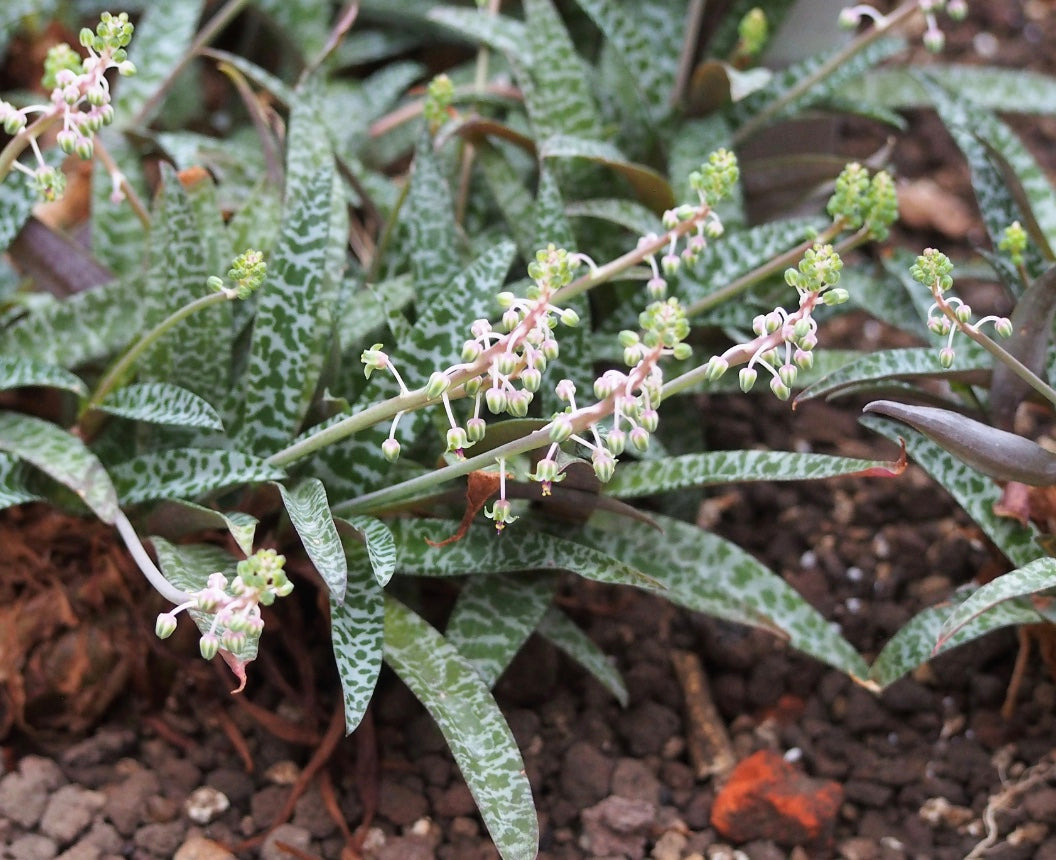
[330,552,384,734]
[0,356,87,396]
[0,411,119,523]
[110,448,285,505]
[536,606,627,706]
[337,515,397,587]
[277,478,347,602]
[96,382,224,430]
[384,595,538,860]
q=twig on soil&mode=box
[671,649,736,781]
[964,749,1056,859]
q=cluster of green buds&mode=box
[423,73,455,133]
[154,549,293,660]
[640,149,739,299]
[702,244,848,400]
[913,247,1012,367]
[208,248,268,299]
[826,162,899,241]
[838,0,967,52]
[735,8,769,60]
[999,220,1028,268]
[0,12,135,201]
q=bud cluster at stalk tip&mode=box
[827,162,898,241]
[0,11,136,201]
[209,249,267,299]
[154,549,294,660]
[913,248,1012,368]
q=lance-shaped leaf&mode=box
[582,513,869,679]
[0,274,144,369]
[96,382,224,430]
[477,144,537,260]
[862,413,1040,569]
[536,607,628,707]
[521,0,602,141]
[566,198,662,238]
[939,561,1056,649]
[330,550,384,734]
[798,344,991,402]
[110,447,285,506]
[384,595,538,860]
[112,0,205,127]
[605,449,906,499]
[235,164,334,455]
[990,264,1056,427]
[0,356,87,397]
[427,6,528,58]
[863,400,1056,486]
[843,66,1056,116]
[337,515,397,587]
[404,133,462,306]
[143,499,257,555]
[445,573,559,687]
[867,587,1045,689]
[571,0,681,126]
[920,74,1047,285]
[91,133,149,277]
[0,155,42,253]
[0,451,40,510]
[277,478,347,602]
[539,136,675,213]
[680,217,827,312]
[0,412,119,523]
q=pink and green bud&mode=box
[556,379,577,402]
[222,630,247,652]
[155,612,178,639]
[630,426,650,452]
[606,428,627,455]
[672,343,692,361]
[548,413,574,443]
[507,390,531,417]
[939,346,956,368]
[954,304,972,324]
[647,277,667,299]
[361,344,388,377]
[640,408,659,433]
[592,448,617,483]
[778,363,798,388]
[521,367,542,392]
[923,27,945,53]
[199,634,220,660]
[466,417,487,443]
[426,371,451,399]
[770,377,791,400]
[461,340,482,362]
[541,339,560,361]
[485,387,508,414]
[531,457,562,495]
[381,437,400,462]
[994,318,1013,338]
[739,367,758,392]
[661,254,681,277]
[704,356,728,381]
[559,307,581,327]
[794,348,814,370]
[822,287,849,306]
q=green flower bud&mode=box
[155,612,178,639]
[704,356,728,381]
[382,438,402,462]
[199,634,220,660]
[426,371,450,399]
[739,367,758,392]
[770,377,791,400]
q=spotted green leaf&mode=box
[446,573,559,687]
[337,515,397,587]
[255,0,331,59]
[143,499,257,556]
[536,607,628,707]
[798,343,991,402]
[90,133,149,276]
[478,145,537,260]
[0,412,120,523]
[681,217,828,315]
[0,155,40,252]
[0,275,143,370]
[404,133,462,306]
[862,414,1040,568]
[110,447,285,506]
[605,450,905,499]
[277,478,347,602]
[0,451,39,510]
[844,66,1056,116]
[731,37,905,133]
[235,163,334,455]
[868,587,1045,689]
[0,356,87,397]
[384,595,538,860]
[112,0,206,127]
[330,551,384,734]
[521,0,602,141]
[151,536,260,665]
[427,6,528,61]
[942,559,1056,646]
[571,0,681,125]
[583,513,869,678]
[540,135,675,213]
[96,383,224,430]
[565,198,663,239]
[920,74,1047,284]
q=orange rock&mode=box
[710,749,843,846]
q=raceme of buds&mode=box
[736,8,769,58]
[999,221,1028,267]
[153,549,293,660]
[826,163,898,240]
[911,248,954,293]
[424,73,455,132]
[689,148,740,205]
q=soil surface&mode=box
[4,2,1056,860]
